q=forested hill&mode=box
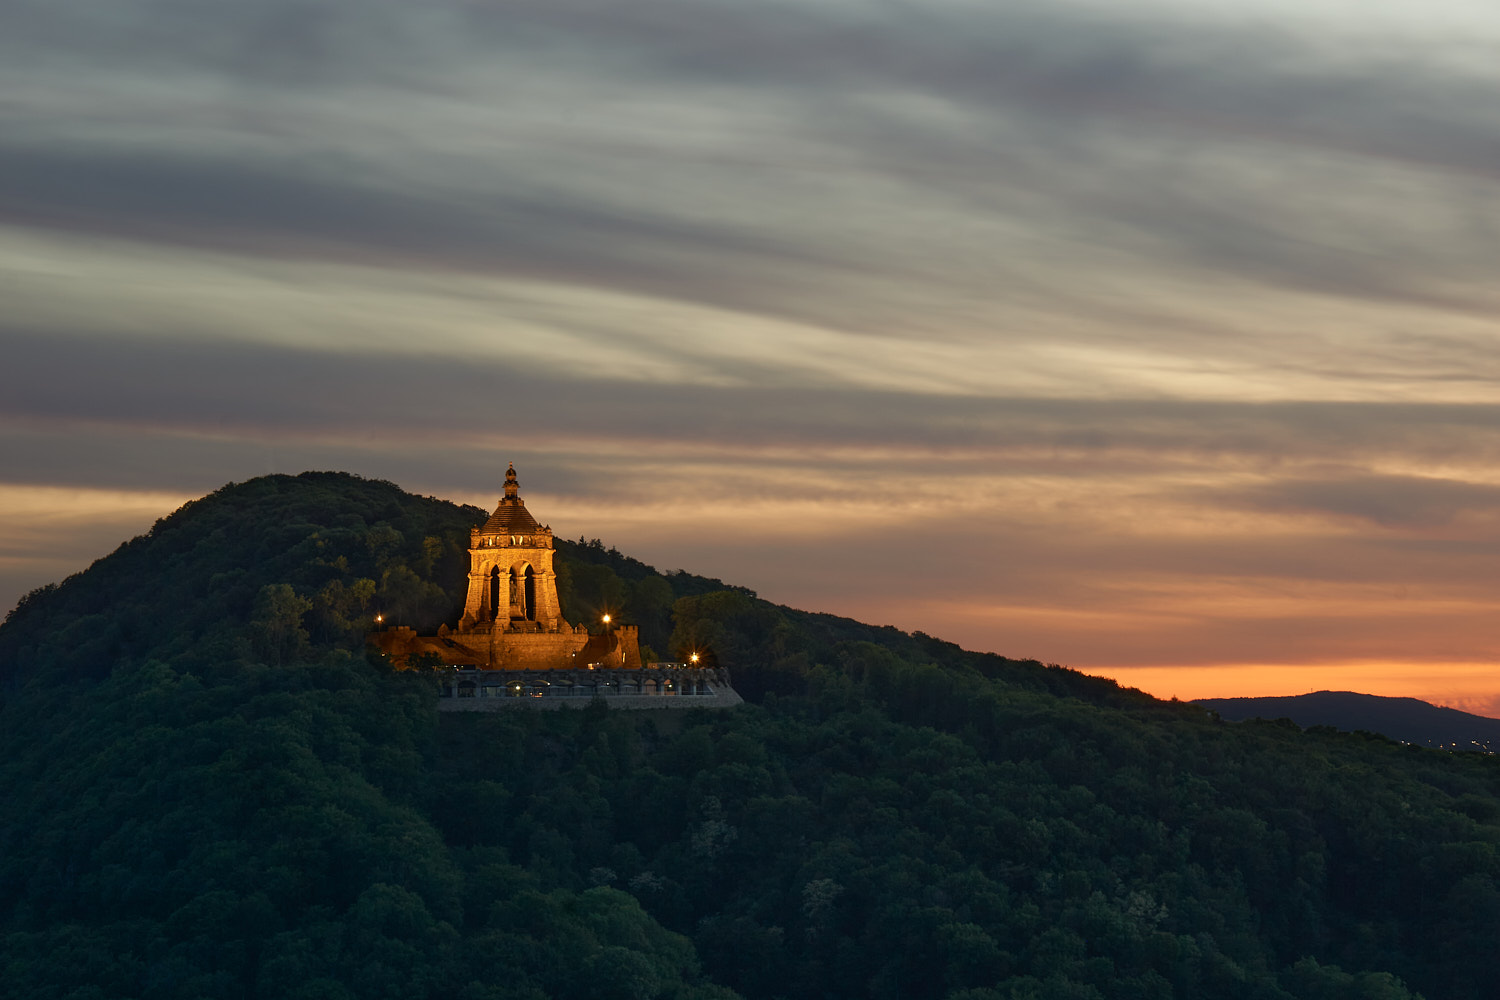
[1,473,1498,1000]
[1197,691,1500,752]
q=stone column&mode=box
[461,564,486,623]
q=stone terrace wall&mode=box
[434,666,743,711]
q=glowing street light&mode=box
[689,653,700,665]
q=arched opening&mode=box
[524,565,537,621]
[488,566,501,620]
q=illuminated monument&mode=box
[377,463,640,670]
[375,464,740,709]
[457,462,568,633]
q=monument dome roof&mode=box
[480,502,541,535]
[477,462,545,536]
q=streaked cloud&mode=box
[4,0,1500,712]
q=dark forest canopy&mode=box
[1,471,1497,1000]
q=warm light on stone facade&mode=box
[373,464,641,671]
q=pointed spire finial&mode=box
[504,462,520,500]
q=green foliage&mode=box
[0,474,725,999]
[553,537,744,658]
[2,472,1498,999]
[253,583,313,665]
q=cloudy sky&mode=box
[5,0,1500,713]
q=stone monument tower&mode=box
[457,463,565,631]
[374,463,640,670]
[372,463,740,709]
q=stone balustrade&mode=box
[432,665,743,711]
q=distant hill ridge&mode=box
[1196,690,1500,752]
